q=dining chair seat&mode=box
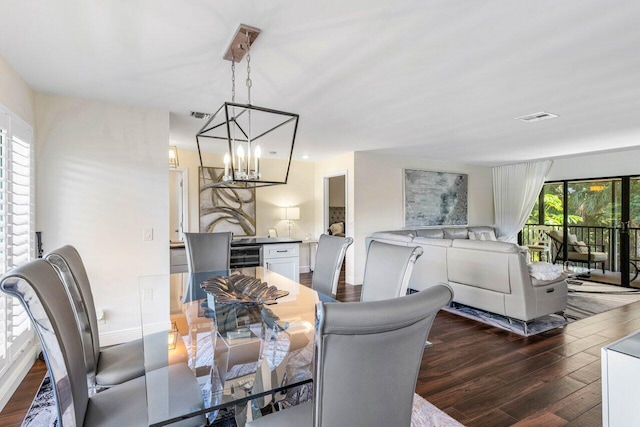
[46,245,188,389]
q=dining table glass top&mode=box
[139,267,330,426]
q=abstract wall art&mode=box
[199,167,256,236]
[403,169,468,227]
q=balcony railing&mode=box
[521,224,640,273]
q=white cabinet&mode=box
[263,243,300,282]
[602,331,640,426]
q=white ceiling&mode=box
[2,0,640,165]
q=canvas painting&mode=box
[403,169,468,227]
[199,167,256,236]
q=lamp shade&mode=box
[169,146,179,168]
[283,207,300,220]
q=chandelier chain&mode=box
[230,54,236,103]
[246,31,252,105]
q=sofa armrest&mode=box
[530,272,569,287]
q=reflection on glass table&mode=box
[139,267,327,426]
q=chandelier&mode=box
[196,24,299,188]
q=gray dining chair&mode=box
[0,259,205,427]
[247,283,454,427]
[360,240,424,302]
[184,231,232,273]
[46,245,188,390]
[311,234,353,299]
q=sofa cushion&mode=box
[416,228,444,239]
[469,230,497,241]
[451,239,520,253]
[468,226,496,234]
[412,237,453,247]
[443,228,469,239]
[371,232,414,243]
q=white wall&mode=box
[0,54,35,126]
[36,93,170,344]
[547,147,640,181]
[175,148,316,271]
[353,151,494,284]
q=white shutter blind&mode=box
[0,107,35,378]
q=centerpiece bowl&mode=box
[201,273,289,305]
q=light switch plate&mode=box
[143,228,154,241]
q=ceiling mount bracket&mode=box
[223,24,261,62]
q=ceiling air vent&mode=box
[515,112,558,123]
[190,111,210,120]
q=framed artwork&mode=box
[199,167,256,236]
[403,169,468,227]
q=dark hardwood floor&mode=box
[0,358,47,426]
[4,270,635,426]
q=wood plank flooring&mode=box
[4,270,638,426]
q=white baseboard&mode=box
[300,265,311,274]
[0,340,39,412]
[99,321,169,347]
[99,326,142,347]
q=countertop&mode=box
[170,237,302,249]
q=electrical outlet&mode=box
[143,228,154,241]
[143,288,153,301]
[96,309,106,325]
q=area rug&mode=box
[566,280,640,320]
[442,304,567,337]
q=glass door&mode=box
[525,176,640,287]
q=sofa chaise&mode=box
[367,226,568,323]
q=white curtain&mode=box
[493,160,552,243]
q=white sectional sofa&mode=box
[367,226,568,322]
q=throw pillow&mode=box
[574,241,589,253]
[329,222,344,235]
[469,231,497,241]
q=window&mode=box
[0,107,35,379]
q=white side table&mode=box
[602,331,640,426]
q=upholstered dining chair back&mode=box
[1,260,91,425]
[360,240,424,302]
[184,232,232,273]
[247,284,454,427]
[46,245,100,378]
[311,234,353,298]
[314,284,452,426]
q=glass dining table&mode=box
[138,267,330,426]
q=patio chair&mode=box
[548,229,607,274]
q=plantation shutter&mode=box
[0,108,35,378]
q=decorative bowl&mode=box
[201,273,289,305]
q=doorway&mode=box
[323,172,347,237]
[169,168,189,242]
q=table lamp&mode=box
[282,207,300,238]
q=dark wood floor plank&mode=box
[464,408,518,427]
[425,375,506,409]
[499,376,586,420]
[525,351,598,383]
[568,360,601,385]
[565,403,602,427]
[550,380,602,422]
[0,359,46,427]
[510,411,569,427]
